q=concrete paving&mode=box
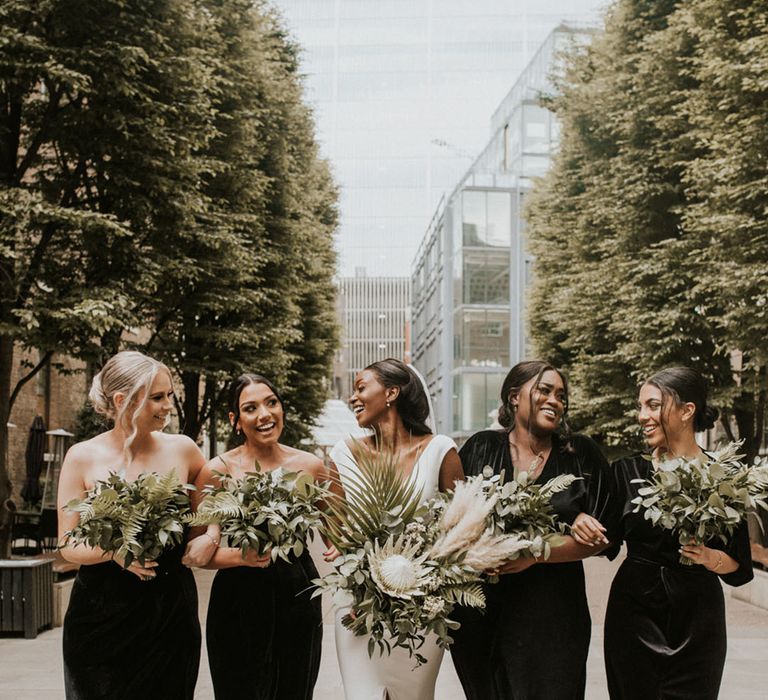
[2,553,767,699]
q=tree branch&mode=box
[8,350,53,413]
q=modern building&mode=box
[411,24,595,440]
[333,274,411,400]
[272,1,607,276]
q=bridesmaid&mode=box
[195,373,324,700]
[604,367,752,699]
[58,351,207,700]
[451,360,614,700]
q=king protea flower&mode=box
[368,534,431,599]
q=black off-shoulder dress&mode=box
[205,549,322,700]
[603,454,753,700]
[450,429,614,700]
[63,544,201,700]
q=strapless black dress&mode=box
[63,544,200,699]
[205,550,322,700]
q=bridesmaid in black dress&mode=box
[451,360,615,700]
[195,374,324,700]
[58,351,209,699]
[603,367,752,699]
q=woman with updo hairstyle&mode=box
[191,373,325,700]
[57,351,207,699]
[451,359,616,700]
[324,358,463,700]
[603,367,752,699]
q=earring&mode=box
[236,427,242,436]
[386,400,391,408]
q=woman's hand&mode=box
[488,556,537,576]
[680,542,722,571]
[242,549,272,568]
[323,545,341,562]
[114,556,158,581]
[571,512,609,546]
[182,533,219,568]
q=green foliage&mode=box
[315,446,530,664]
[631,441,768,563]
[526,0,768,456]
[73,402,108,443]
[476,468,579,573]
[186,466,327,563]
[63,469,191,567]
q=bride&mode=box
[324,358,463,700]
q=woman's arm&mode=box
[438,447,464,492]
[203,546,271,570]
[322,459,346,561]
[56,444,157,579]
[491,536,611,574]
[182,456,223,567]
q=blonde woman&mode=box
[58,351,211,700]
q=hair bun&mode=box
[88,373,113,418]
[695,405,719,432]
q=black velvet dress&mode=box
[451,430,614,700]
[205,549,322,700]
[603,455,753,700]
[63,544,201,700]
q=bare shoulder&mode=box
[63,433,111,469]
[282,445,325,479]
[205,448,239,475]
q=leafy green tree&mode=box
[0,0,215,555]
[527,0,766,460]
[146,1,339,448]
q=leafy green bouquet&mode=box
[185,467,326,563]
[631,441,768,564]
[479,467,580,571]
[64,470,192,567]
[314,448,529,665]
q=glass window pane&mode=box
[462,190,485,246]
[486,192,510,247]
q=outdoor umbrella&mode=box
[21,415,47,504]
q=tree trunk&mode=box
[0,337,16,558]
[181,371,202,441]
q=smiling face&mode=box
[638,382,694,452]
[349,369,397,429]
[133,369,174,433]
[232,381,284,446]
[512,370,566,436]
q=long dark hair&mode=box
[228,373,285,446]
[644,367,718,433]
[366,359,432,436]
[498,360,571,443]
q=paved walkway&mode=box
[2,554,767,699]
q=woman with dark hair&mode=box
[325,358,464,700]
[193,373,325,700]
[451,360,615,700]
[604,367,752,700]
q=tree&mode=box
[527,0,767,459]
[146,1,339,448]
[0,0,215,555]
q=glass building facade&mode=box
[411,25,595,440]
[272,1,606,276]
[333,275,411,400]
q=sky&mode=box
[272,0,609,277]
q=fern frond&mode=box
[539,474,581,497]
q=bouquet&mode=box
[63,469,191,567]
[185,467,326,563]
[479,466,581,570]
[314,447,529,665]
[631,441,768,564]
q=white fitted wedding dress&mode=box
[330,434,457,700]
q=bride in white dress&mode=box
[325,359,464,700]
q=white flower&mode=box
[423,596,446,619]
[368,534,431,599]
